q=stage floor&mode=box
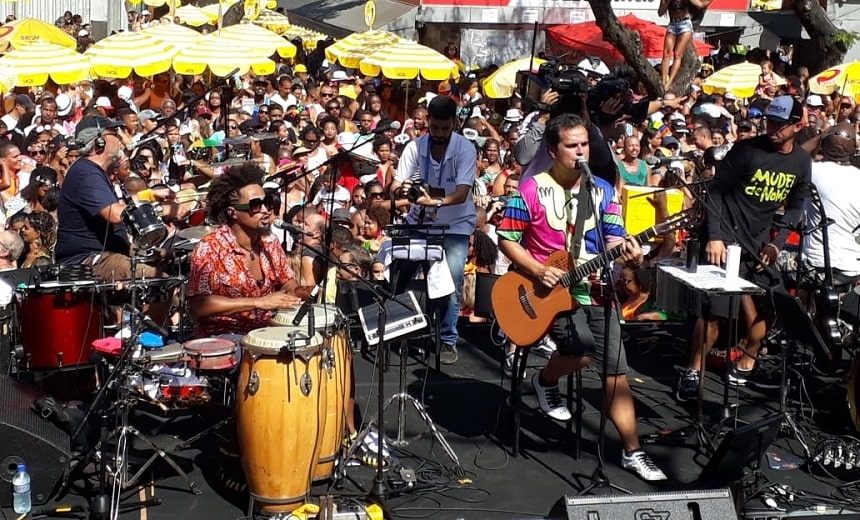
[5,320,860,519]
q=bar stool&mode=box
[510,345,582,458]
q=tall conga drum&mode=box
[272,305,351,481]
[237,327,327,513]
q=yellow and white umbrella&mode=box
[0,18,77,52]
[0,42,90,86]
[702,62,786,99]
[142,23,204,47]
[138,0,182,6]
[809,61,860,99]
[85,31,179,78]
[250,8,291,30]
[359,40,459,81]
[172,34,274,76]
[326,30,400,69]
[176,4,217,27]
[482,57,545,99]
[216,23,296,58]
[280,26,326,49]
[202,0,240,20]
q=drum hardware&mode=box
[246,370,259,395]
[177,225,216,241]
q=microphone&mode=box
[292,285,320,326]
[124,305,170,338]
[272,218,314,237]
[371,120,402,134]
[128,133,161,151]
[645,155,687,166]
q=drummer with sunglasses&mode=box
[187,162,312,338]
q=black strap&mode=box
[570,184,589,260]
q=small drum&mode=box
[237,327,328,513]
[145,342,186,366]
[474,273,499,319]
[123,202,167,249]
[19,281,102,369]
[183,338,238,371]
[272,305,351,481]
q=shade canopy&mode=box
[482,57,546,99]
[808,61,860,99]
[141,23,204,47]
[85,31,179,78]
[326,30,401,69]
[0,41,90,86]
[216,23,297,58]
[172,34,275,76]
[0,18,77,52]
[359,40,459,81]
[702,62,786,98]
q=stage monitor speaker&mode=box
[0,375,71,506]
[548,488,737,520]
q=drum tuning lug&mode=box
[247,371,260,395]
[300,372,312,397]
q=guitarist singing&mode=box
[497,114,668,482]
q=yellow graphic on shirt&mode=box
[744,168,797,203]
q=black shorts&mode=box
[550,306,628,375]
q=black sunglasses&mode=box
[368,192,384,198]
[231,195,276,214]
[258,109,269,114]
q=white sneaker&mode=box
[532,336,558,359]
[621,449,668,481]
[531,371,571,421]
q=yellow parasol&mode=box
[808,61,860,99]
[202,0,240,20]
[0,42,90,86]
[172,34,275,76]
[0,18,77,52]
[359,40,459,81]
[249,8,292,30]
[139,0,182,6]
[176,5,218,27]
[326,30,401,69]
[482,57,545,99]
[702,62,786,99]
[85,31,179,79]
[216,23,297,58]
[279,26,326,49]
[141,23,204,47]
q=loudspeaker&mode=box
[548,488,737,520]
[0,375,71,506]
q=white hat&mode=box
[724,92,737,101]
[331,70,350,82]
[806,94,825,107]
[504,109,522,121]
[95,96,114,109]
[54,93,72,117]
[117,85,133,102]
[78,29,89,37]
[141,9,150,15]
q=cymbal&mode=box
[211,157,248,168]
[177,225,215,241]
[223,135,251,145]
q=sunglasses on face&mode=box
[28,148,46,156]
[321,92,334,98]
[841,104,853,109]
[231,195,276,214]
[368,192,384,198]
[258,109,269,114]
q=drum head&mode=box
[241,326,321,355]
[183,337,236,356]
[147,343,185,363]
[271,304,341,329]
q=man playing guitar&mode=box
[496,114,667,482]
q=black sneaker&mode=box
[726,364,752,386]
[747,366,783,390]
[675,369,700,403]
[439,343,459,365]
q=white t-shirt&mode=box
[311,185,350,210]
[804,161,860,276]
[395,133,477,236]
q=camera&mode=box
[406,179,428,202]
[491,195,508,206]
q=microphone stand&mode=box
[576,159,630,496]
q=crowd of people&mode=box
[0,8,857,483]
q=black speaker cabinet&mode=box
[0,375,71,506]
[550,488,738,520]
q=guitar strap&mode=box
[569,184,589,261]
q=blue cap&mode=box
[748,107,763,118]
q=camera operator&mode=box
[390,95,477,365]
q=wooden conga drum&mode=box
[272,305,351,481]
[237,327,327,513]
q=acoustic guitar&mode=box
[492,211,693,346]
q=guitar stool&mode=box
[510,345,582,458]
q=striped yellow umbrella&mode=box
[250,8,291,30]
[0,18,77,52]
[173,34,274,76]
[279,26,326,49]
[359,40,459,81]
[702,62,786,99]
[139,0,182,6]
[142,23,204,47]
[0,42,90,86]
[176,5,217,27]
[85,31,179,78]
[216,23,296,58]
[809,61,860,99]
[482,57,545,99]
[202,0,239,20]
[326,30,400,69]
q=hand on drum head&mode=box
[293,285,316,300]
[256,292,303,311]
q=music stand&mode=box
[698,413,784,486]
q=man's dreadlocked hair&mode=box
[206,163,265,225]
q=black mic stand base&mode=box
[578,465,631,496]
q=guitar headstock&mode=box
[653,209,697,235]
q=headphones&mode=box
[94,133,105,153]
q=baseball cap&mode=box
[78,29,89,37]
[294,64,307,73]
[141,9,150,15]
[670,120,689,134]
[15,94,34,110]
[822,123,857,161]
[806,94,824,108]
[662,136,681,148]
[95,96,114,110]
[138,109,159,122]
[748,107,763,118]
[765,95,803,124]
[331,208,351,224]
[737,119,756,131]
[75,115,124,140]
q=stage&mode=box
[4,320,859,519]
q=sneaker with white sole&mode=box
[531,371,571,421]
[532,336,558,359]
[726,363,752,386]
[675,369,700,403]
[621,449,668,481]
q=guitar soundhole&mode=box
[518,285,536,319]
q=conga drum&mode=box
[272,305,351,481]
[237,327,328,513]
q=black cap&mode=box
[75,115,124,139]
[765,95,803,124]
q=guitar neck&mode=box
[560,227,659,288]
